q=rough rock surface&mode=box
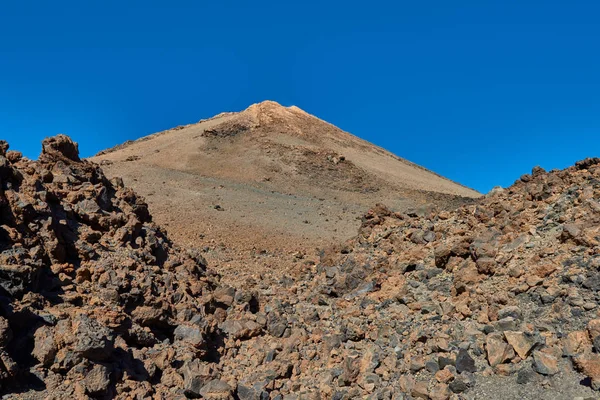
[0,136,244,398]
[265,159,600,398]
[2,134,600,399]
[191,157,600,399]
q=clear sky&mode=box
[1,1,598,193]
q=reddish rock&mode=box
[574,352,600,390]
[411,381,430,399]
[564,331,592,356]
[41,134,81,162]
[476,257,497,275]
[1,135,600,398]
[486,333,514,367]
[429,382,451,400]
[435,368,455,383]
[32,326,57,367]
[504,331,536,359]
[533,351,559,376]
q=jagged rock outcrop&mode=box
[0,136,257,399]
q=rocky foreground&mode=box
[1,136,600,399]
[0,136,239,399]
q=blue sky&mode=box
[1,1,598,193]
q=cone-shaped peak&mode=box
[251,100,285,108]
[243,100,302,124]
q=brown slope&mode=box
[91,101,480,258]
[96,100,479,197]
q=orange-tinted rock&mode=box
[411,381,430,399]
[533,351,559,376]
[429,383,452,400]
[504,331,536,359]
[564,331,592,356]
[574,352,600,390]
[435,368,455,384]
[486,333,514,367]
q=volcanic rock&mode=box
[0,135,239,398]
[2,134,600,399]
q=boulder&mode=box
[40,134,81,162]
[533,351,559,376]
[84,364,112,395]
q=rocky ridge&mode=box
[0,136,255,399]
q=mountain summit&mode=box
[97,100,478,196]
[92,101,479,254]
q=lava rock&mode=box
[456,349,477,373]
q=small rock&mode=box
[533,351,559,375]
[435,368,454,383]
[574,352,600,390]
[504,331,536,359]
[517,367,534,384]
[429,382,451,400]
[588,320,600,353]
[0,317,11,345]
[199,379,233,399]
[174,324,205,347]
[221,319,262,340]
[32,325,57,367]
[498,306,521,320]
[213,286,236,307]
[41,134,81,161]
[73,315,114,361]
[411,381,429,399]
[476,257,496,275]
[564,331,592,356]
[456,349,477,373]
[486,333,513,367]
[182,359,214,397]
[0,140,8,156]
[237,385,261,400]
[449,379,468,393]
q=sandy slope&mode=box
[91,101,480,275]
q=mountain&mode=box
[92,101,479,256]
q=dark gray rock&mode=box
[267,313,288,338]
[449,379,468,393]
[182,359,213,397]
[517,367,534,384]
[174,324,205,347]
[84,364,112,395]
[74,315,114,361]
[199,379,233,397]
[237,384,261,400]
[498,306,522,320]
[439,356,455,369]
[456,349,477,373]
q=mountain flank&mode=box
[92,101,480,258]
